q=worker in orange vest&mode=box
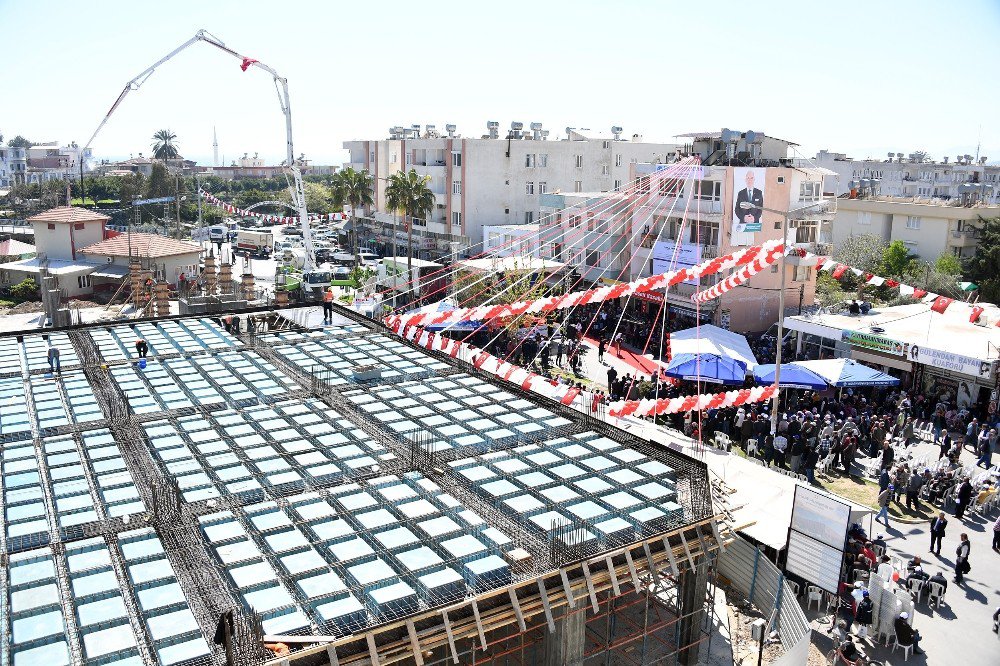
[322,286,334,324]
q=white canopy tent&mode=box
[668,324,758,369]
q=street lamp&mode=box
[739,199,826,434]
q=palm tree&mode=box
[385,169,435,290]
[151,129,180,160]
[331,167,374,265]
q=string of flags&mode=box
[814,255,987,323]
[198,190,345,225]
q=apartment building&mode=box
[483,224,541,258]
[810,149,1000,202]
[0,146,27,187]
[833,196,1000,260]
[539,130,835,333]
[343,123,678,259]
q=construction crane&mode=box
[80,29,318,277]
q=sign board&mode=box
[841,329,905,356]
[133,196,175,206]
[732,167,765,235]
[652,242,701,285]
[786,485,851,594]
[785,531,844,595]
[906,344,995,379]
[635,289,664,304]
[789,485,852,549]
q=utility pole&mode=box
[798,283,804,315]
[174,173,182,240]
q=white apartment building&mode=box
[483,224,541,258]
[24,141,95,184]
[343,123,678,259]
[0,146,27,187]
[538,130,836,333]
[833,196,1000,260]
[809,149,1000,203]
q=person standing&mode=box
[46,338,60,373]
[977,428,996,468]
[954,533,971,583]
[854,590,873,640]
[876,485,892,527]
[322,287,334,325]
[597,336,605,364]
[556,338,565,367]
[929,512,947,556]
[955,478,974,519]
[992,513,1000,551]
[606,366,618,398]
[906,469,923,511]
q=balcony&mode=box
[949,229,981,248]
[789,197,836,218]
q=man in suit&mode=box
[734,169,764,229]
[930,512,947,555]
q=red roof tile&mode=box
[26,206,110,224]
[79,233,202,259]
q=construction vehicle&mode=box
[81,30,326,298]
[234,229,273,257]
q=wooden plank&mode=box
[581,560,599,613]
[406,620,424,666]
[606,555,621,596]
[537,578,556,633]
[366,633,380,665]
[559,568,576,609]
[711,518,727,553]
[441,610,460,664]
[643,541,661,587]
[679,530,697,571]
[326,644,339,666]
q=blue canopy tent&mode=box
[753,363,829,390]
[793,358,900,387]
[407,300,483,332]
[663,325,757,385]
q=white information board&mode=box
[785,531,843,594]
[789,485,851,550]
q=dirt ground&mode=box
[723,584,829,665]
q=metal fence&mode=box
[717,535,812,664]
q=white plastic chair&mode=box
[806,584,823,611]
[925,581,945,609]
[906,577,925,600]
[785,580,800,598]
[892,634,915,661]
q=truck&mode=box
[235,229,273,257]
[208,225,228,243]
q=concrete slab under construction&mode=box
[0,306,722,666]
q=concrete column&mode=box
[542,607,586,666]
[155,283,170,317]
[129,261,142,310]
[274,289,288,307]
[204,255,217,295]
[241,273,255,301]
[677,561,709,665]
[219,262,232,294]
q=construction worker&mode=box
[135,338,149,358]
[46,337,60,373]
[322,286,334,324]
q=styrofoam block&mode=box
[296,571,346,599]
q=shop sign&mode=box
[906,345,995,379]
[841,329,905,356]
[635,290,664,304]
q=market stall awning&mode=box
[663,325,757,385]
[793,358,900,387]
[753,363,829,390]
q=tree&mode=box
[332,167,374,265]
[117,173,145,208]
[146,162,174,198]
[151,129,179,160]
[9,278,38,303]
[934,252,963,276]
[279,181,334,214]
[385,169,435,280]
[7,135,34,149]
[880,240,919,277]
[834,234,887,274]
[965,216,1000,303]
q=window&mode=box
[602,140,611,149]
[47,223,55,230]
[74,222,85,230]
[586,250,600,267]
[906,216,921,229]
[637,176,650,194]
[525,154,535,168]
[601,165,609,176]
[524,211,535,224]
[539,181,548,194]
[857,212,872,226]
[696,181,721,201]
[451,212,462,227]
[452,180,462,195]
[569,215,581,228]
[451,151,462,167]
[917,187,931,196]
[587,212,596,231]
[77,275,91,289]
[794,266,812,282]
[614,179,622,190]
[391,152,398,164]
[799,181,821,200]
[369,150,375,163]
[411,217,426,227]
[574,181,582,192]
[538,154,548,167]
[690,220,720,246]
[615,154,622,167]
[771,264,779,274]
[525,182,534,195]
[575,155,583,168]
[551,242,563,260]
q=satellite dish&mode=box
[720,128,734,143]
[745,130,759,144]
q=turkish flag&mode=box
[970,306,984,323]
[863,272,874,283]
[913,288,927,299]
[930,296,954,314]
[831,264,848,280]
[885,279,900,288]
[240,58,258,72]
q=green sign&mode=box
[841,330,905,356]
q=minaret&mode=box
[213,126,219,167]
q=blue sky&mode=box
[2,0,998,166]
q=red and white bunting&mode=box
[198,190,344,224]
[692,244,785,303]
[609,384,778,418]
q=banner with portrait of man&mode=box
[732,167,766,235]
